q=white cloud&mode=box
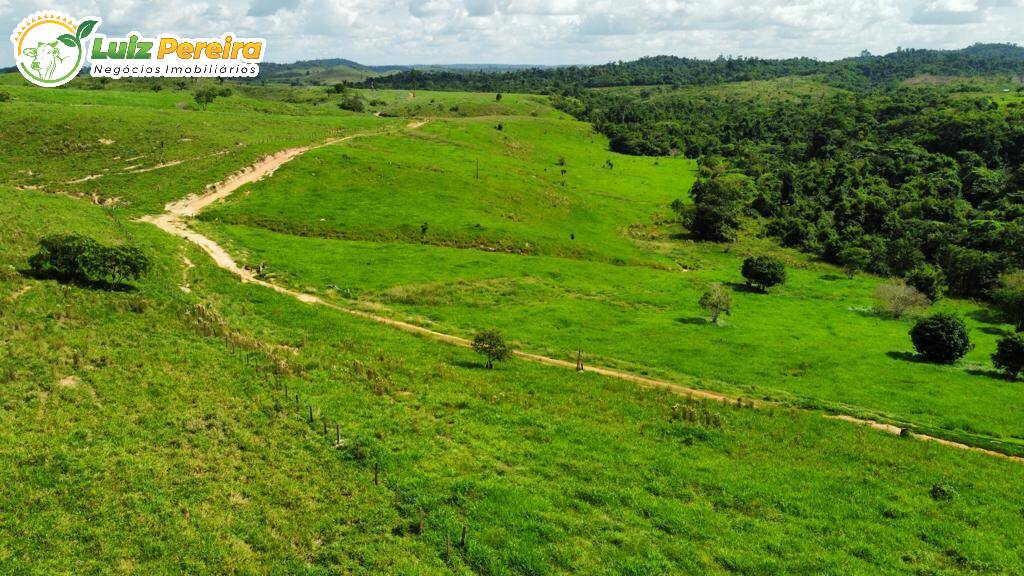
[1,0,1021,67]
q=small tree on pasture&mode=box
[699,283,732,325]
[193,87,218,110]
[909,313,973,364]
[473,329,511,369]
[873,281,930,319]
[992,334,1024,379]
[741,256,786,292]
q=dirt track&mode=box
[140,119,1023,465]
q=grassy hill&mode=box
[195,91,1024,453]
[2,75,1024,574]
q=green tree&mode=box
[698,283,732,325]
[28,234,150,287]
[991,271,1024,331]
[193,87,218,110]
[992,334,1024,379]
[837,246,871,278]
[906,264,946,303]
[472,329,511,369]
[909,313,973,364]
[338,94,366,112]
[686,172,752,242]
[741,256,786,293]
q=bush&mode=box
[906,264,946,302]
[909,313,973,364]
[873,281,930,319]
[0,91,10,102]
[992,334,1024,379]
[472,329,511,369]
[741,256,786,292]
[28,234,150,287]
[698,283,732,325]
[192,87,221,110]
[338,94,365,112]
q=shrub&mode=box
[873,281,930,319]
[28,234,150,287]
[992,334,1024,379]
[698,283,732,325]
[741,256,786,292]
[906,264,946,302]
[472,329,511,369]
[193,87,218,110]
[0,91,10,102]
[909,313,973,364]
[991,271,1024,331]
[930,483,957,501]
[338,94,365,112]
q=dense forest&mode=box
[563,87,1024,298]
[356,44,1024,92]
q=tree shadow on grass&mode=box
[820,274,847,282]
[676,316,709,325]
[18,268,137,293]
[979,326,1012,337]
[886,351,930,364]
[966,368,1016,381]
[723,282,764,294]
[966,307,1005,326]
[450,358,490,370]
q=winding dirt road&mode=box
[140,119,1023,465]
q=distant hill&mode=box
[353,43,1024,92]
[255,59,556,86]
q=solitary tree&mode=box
[193,87,218,110]
[472,329,511,369]
[873,280,930,319]
[699,283,732,325]
[992,334,1024,379]
[906,264,946,303]
[495,92,502,102]
[741,256,786,292]
[909,313,973,364]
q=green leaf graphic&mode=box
[76,20,98,40]
[57,34,78,48]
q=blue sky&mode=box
[4,0,1022,67]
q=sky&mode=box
[3,0,1022,67]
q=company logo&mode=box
[11,11,265,88]
[10,12,98,87]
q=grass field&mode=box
[192,90,1024,452]
[3,75,1024,574]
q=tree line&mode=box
[355,44,1024,93]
